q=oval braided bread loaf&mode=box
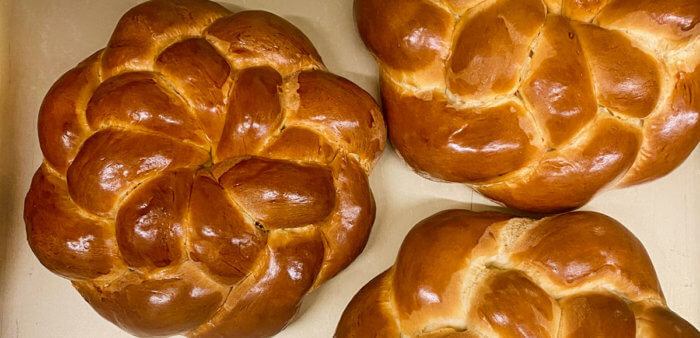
[336,210,700,337]
[356,0,700,213]
[23,0,386,336]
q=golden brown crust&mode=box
[478,115,641,213]
[521,15,597,147]
[25,1,386,336]
[188,172,265,284]
[204,10,323,74]
[115,169,193,269]
[336,210,700,337]
[382,78,540,182]
[441,0,484,14]
[74,263,228,337]
[562,0,611,22]
[355,0,454,87]
[335,269,401,337]
[468,270,559,337]
[293,70,387,171]
[85,72,208,145]
[216,67,283,160]
[66,129,209,215]
[37,51,101,174]
[358,0,700,213]
[392,210,511,334]
[220,158,336,228]
[634,304,700,338]
[447,0,546,99]
[511,212,661,297]
[573,22,661,119]
[559,293,636,337]
[315,155,376,285]
[155,37,231,145]
[596,0,700,40]
[191,228,324,337]
[102,0,230,78]
[25,165,117,280]
[619,64,700,186]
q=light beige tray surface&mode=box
[0,0,698,337]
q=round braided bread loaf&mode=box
[355,0,700,213]
[336,210,700,337]
[23,0,386,336]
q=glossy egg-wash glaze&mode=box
[24,1,386,337]
[335,210,700,337]
[356,0,700,213]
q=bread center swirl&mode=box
[25,2,387,336]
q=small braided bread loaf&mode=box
[336,210,700,337]
[355,0,700,213]
[23,0,386,336]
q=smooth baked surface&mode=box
[356,0,700,213]
[24,0,386,336]
[336,210,700,337]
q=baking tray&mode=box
[0,0,698,337]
